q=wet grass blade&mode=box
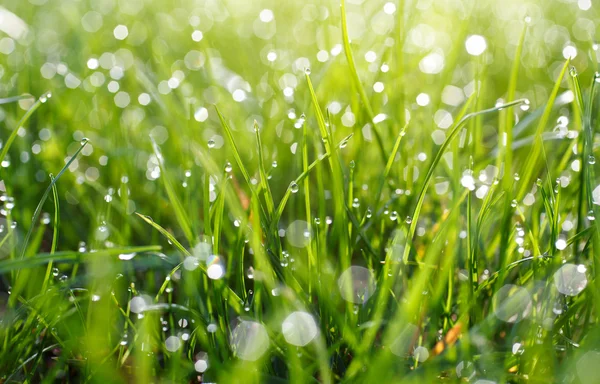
[340,0,387,163]
[0,246,162,274]
[0,92,50,166]
[150,136,194,244]
[19,139,89,260]
[516,59,570,199]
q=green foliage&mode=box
[0,0,599,382]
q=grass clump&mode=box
[0,0,600,383]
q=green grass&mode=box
[0,0,600,382]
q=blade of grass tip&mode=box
[0,91,51,166]
[269,134,353,236]
[516,59,570,200]
[135,212,192,258]
[253,121,274,218]
[0,94,37,105]
[42,176,59,292]
[374,123,408,211]
[150,136,194,244]
[214,106,268,222]
[402,97,528,266]
[340,0,387,164]
[305,73,350,275]
[18,138,89,261]
[135,212,243,311]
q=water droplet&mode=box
[366,209,372,218]
[588,210,595,220]
[41,212,51,225]
[52,267,59,277]
[290,182,299,193]
[225,162,232,173]
[524,16,531,24]
[520,99,530,111]
[281,311,318,346]
[349,160,355,168]
[352,198,360,208]
[80,137,89,146]
[511,199,518,208]
[207,139,215,149]
[588,155,596,165]
[569,66,578,78]
[39,92,52,103]
[305,67,311,75]
[405,216,412,224]
[389,211,398,221]
[514,173,520,181]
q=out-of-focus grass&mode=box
[0,0,599,382]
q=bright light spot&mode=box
[138,93,151,106]
[107,81,119,93]
[416,93,430,106]
[195,352,209,372]
[365,51,377,63]
[118,252,136,260]
[194,107,209,122]
[328,101,342,114]
[373,82,384,93]
[373,113,387,124]
[554,263,588,296]
[114,91,130,108]
[383,2,397,14]
[232,89,247,102]
[578,0,592,10]
[441,85,465,106]
[207,256,225,279]
[259,9,274,22]
[230,320,270,361]
[337,266,376,304]
[493,285,532,323]
[419,52,445,74]
[129,296,148,314]
[460,173,476,191]
[555,237,567,250]
[465,35,487,56]
[192,30,203,42]
[413,346,429,362]
[267,51,277,62]
[562,44,577,59]
[431,130,446,145]
[165,336,182,352]
[113,25,129,40]
[285,220,311,248]
[281,311,318,346]
[87,58,99,70]
[592,184,600,205]
[434,109,453,129]
[317,50,329,62]
[65,73,81,89]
